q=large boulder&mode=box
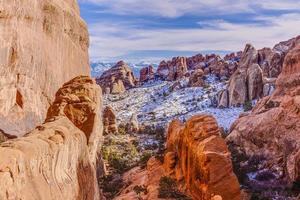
[0,0,90,136]
[96,61,137,94]
[0,76,103,200]
[227,43,300,197]
[164,115,241,200]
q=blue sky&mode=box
[78,0,300,62]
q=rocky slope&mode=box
[0,0,90,136]
[0,76,103,200]
[114,115,240,200]
[227,43,300,199]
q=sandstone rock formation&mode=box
[188,69,205,87]
[0,0,90,136]
[227,43,300,194]
[187,54,206,69]
[103,106,118,134]
[139,65,155,83]
[157,57,188,81]
[115,115,240,200]
[164,115,241,200]
[96,61,137,94]
[219,37,300,107]
[226,44,261,106]
[0,76,103,200]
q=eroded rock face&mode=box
[164,115,241,200]
[188,69,205,87]
[103,106,118,134]
[96,61,137,94]
[157,57,188,81]
[139,65,155,83]
[0,76,103,200]
[223,37,300,107]
[227,43,300,195]
[227,44,260,106]
[0,0,90,136]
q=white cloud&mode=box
[88,13,300,61]
[80,0,300,18]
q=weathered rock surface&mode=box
[188,68,205,87]
[114,115,240,200]
[103,106,118,134]
[157,57,188,81]
[227,43,300,193]
[0,0,90,136]
[164,115,241,200]
[114,157,165,200]
[222,36,300,107]
[139,65,155,83]
[96,61,137,94]
[0,76,103,200]
[227,44,260,106]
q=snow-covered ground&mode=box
[103,75,243,130]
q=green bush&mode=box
[139,151,152,168]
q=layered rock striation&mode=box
[0,0,90,136]
[0,76,103,200]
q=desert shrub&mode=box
[265,100,280,109]
[102,135,139,173]
[133,185,148,195]
[255,170,276,181]
[243,100,253,112]
[139,151,152,168]
[100,174,124,199]
[118,123,127,135]
[158,176,191,199]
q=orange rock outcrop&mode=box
[164,115,241,200]
[227,43,300,186]
[115,115,241,200]
[0,76,103,200]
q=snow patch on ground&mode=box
[104,75,243,130]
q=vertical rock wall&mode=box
[0,0,90,136]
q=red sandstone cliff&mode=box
[0,0,90,136]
